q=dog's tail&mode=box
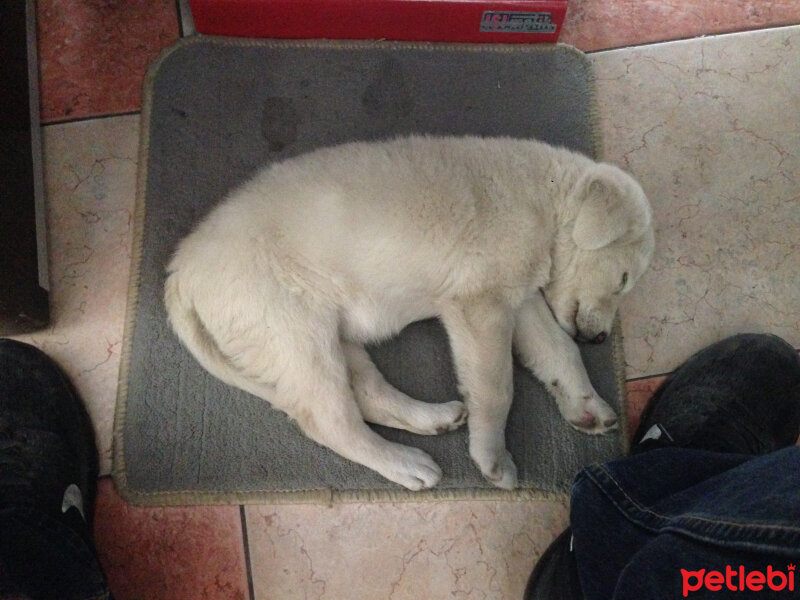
[164,271,227,377]
[164,271,269,399]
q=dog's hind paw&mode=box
[473,449,518,490]
[381,445,443,490]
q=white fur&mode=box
[165,135,654,490]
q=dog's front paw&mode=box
[383,445,443,491]
[560,393,618,435]
[472,448,518,489]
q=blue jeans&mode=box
[0,507,110,600]
[570,446,800,599]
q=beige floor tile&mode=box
[245,499,568,600]
[593,26,800,378]
[11,115,140,474]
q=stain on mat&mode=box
[362,58,414,125]
[261,96,300,153]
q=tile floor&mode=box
[8,1,800,598]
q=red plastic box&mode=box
[189,0,568,44]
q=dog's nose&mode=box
[593,332,607,344]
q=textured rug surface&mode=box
[114,36,628,505]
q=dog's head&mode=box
[543,163,654,343]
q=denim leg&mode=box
[0,508,110,600]
[570,447,800,599]
[570,466,654,600]
[615,533,796,599]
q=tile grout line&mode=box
[624,348,800,384]
[240,505,257,600]
[582,22,800,55]
[626,372,670,383]
[41,110,142,127]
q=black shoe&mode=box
[631,333,800,455]
[523,334,800,600]
[523,527,583,600]
[0,338,99,528]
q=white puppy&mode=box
[165,135,654,490]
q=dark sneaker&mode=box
[0,340,110,600]
[0,338,98,527]
[631,333,800,455]
[524,334,800,600]
[523,527,582,600]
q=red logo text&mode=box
[682,565,795,596]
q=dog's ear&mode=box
[571,166,651,250]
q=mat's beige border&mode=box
[112,35,624,506]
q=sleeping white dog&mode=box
[165,135,654,490]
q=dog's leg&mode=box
[343,341,467,435]
[273,333,445,490]
[513,291,618,434]
[439,295,517,489]
[204,311,444,490]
